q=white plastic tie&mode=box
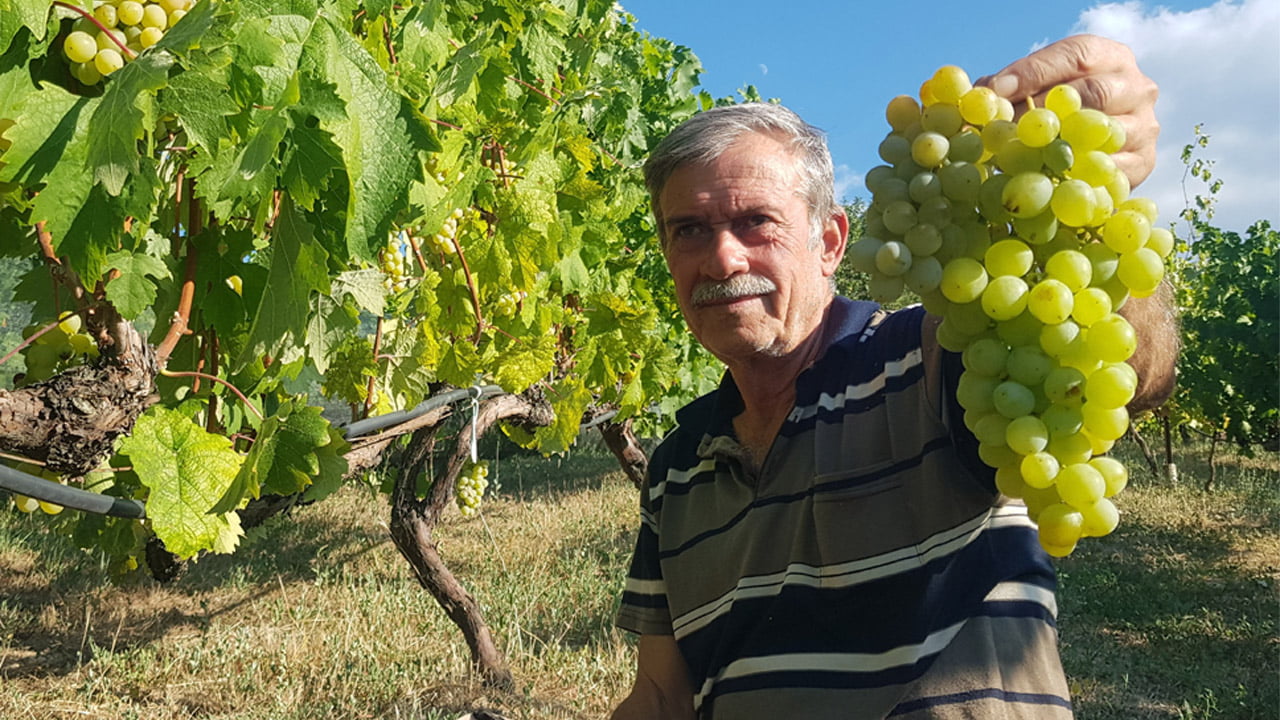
[468,385,482,463]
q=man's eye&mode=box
[673,224,706,240]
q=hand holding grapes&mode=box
[979,34,1160,188]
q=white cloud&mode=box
[833,164,862,205]
[1073,0,1280,230]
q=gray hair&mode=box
[643,103,838,243]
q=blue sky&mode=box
[619,1,1279,232]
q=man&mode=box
[612,35,1175,719]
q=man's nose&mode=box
[701,226,750,279]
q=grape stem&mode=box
[446,233,485,343]
[159,369,265,422]
[52,1,138,60]
[363,317,384,419]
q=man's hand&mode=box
[979,34,1159,188]
[611,635,696,720]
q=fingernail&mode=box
[991,74,1019,98]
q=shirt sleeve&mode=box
[615,470,675,636]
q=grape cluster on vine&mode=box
[494,290,526,317]
[61,0,198,85]
[20,312,99,386]
[380,230,413,293]
[7,463,65,515]
[854,65,1171,556]
[429,208,466,255]
[454,460,489,518]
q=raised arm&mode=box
[611,634,696,720]
[979,34,1160,188]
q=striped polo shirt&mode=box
[617,298,1072,719]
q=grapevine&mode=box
[57,0,198,84]
[454,460,490,518]
[856,66,1173,556]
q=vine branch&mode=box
[51,1,138,59]
[159,369,264,422]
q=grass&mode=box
[0,438,1275,719]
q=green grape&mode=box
[1071,287,1112,326]
[1016,107,1061,148]
[73,61,103,85]
[1044,250,1091,292]
[959,86,999,126]
[140,26,165,48]
[12,493,39,513]
[1116,247,1164,295]
[1007,415,1050,455]
[920,289,951,316]
[1006,345,1052,386]
[1027,279,1074,324]
[94,4,119,28]
[904,223,943,256]
[1119,196,1159,224]
[1045,84,1083,117]
[865,165,896,193]
[1099,117,1127,154]
[95,48,125,76]
[1041,403,1084,438]
[940,257,988,304]
[916,196,952,228]
[929,65,971,104]
[882,200,918,235]
[142,3,168,28]
[1043,366,1086,406]
[847,237,883,274]
[956,372,1000,413]
[946,298,993,336]
[1049,432,1093,466]
[1060,108,1110,151]
[1042,139,1075,175]
[908,172,942,202]
[981,119,1018,154]
[1049,178,1096,228]
[996,309,1043,347]
[1105,168,1131,207]
[1039,319,1080,358]
[995,139,1044,175]
[1068,149,1119,188]
[1037,503,1084,547]
[992,380,1035,419]
[894,159,926,181]
[1054,463,1106,509]
[1089,186,1115,227]
[1089,456,1129,497]
[118,1,145,25]
[875,240,913,277]
[911,131,949,168]
[1146,226,1175,258]
[1086,314,1136,363]
[1082,242,1119,285]
[64,31,98,63]
[974,412,1012,446]
[921,103,963,136]
[947,129,984,163]
[977,173,1012,223]
[995,465,1028,498]
[995,96,1016,122]
[1001,172,1053,219]
[879,134,911,164]
[1102,209,1151,254]
[1098,274,1130,312]
[978,442,1021,470]
[934,317,970,352]
[1080,497,1119,537]
[886,95,921,132]
[168,8,188,25]
[1081,401,1129,441]
[984,239,1033,277]
[962,336,1010,377]
[981,275,1028,321]
[873,177,910,205]
[1021,452,1060,489]
[868,273,905,304]
[1012,209,1059,246]
[904,255,943,294]
[938,161,981,204]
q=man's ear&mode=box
[820,208,849,277]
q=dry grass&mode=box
[0,440,1276,719]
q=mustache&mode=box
[690,275,777,307]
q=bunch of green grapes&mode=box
[7,463,65,515]
[20,311,99,386]
[855,65,1171,556]
[454,460,489,518]
[380,230,412,292]
[429,208,466,255]
[61,0,198,85]
[493,290,526,317]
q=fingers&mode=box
[977,34,1160,188]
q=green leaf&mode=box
[104,249,171,320]
[213,402,344,512]
[0,0,48,50]
[492,332,555,393]
[302,427,351,503]
[305,18,415,261]
[234,195,331,370]
[86,50,174,196]
[118,407,244,560]
[531,377,592,454]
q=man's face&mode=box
[658,132,845,367]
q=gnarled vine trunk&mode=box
[599,417,647,490]
[387,392,554,689]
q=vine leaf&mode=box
[212,401,348,513]
[104,249,171,319]
[86,50,175,196]
[234,194,331,371]
[118,407,244,560]
[0,0,48,51]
